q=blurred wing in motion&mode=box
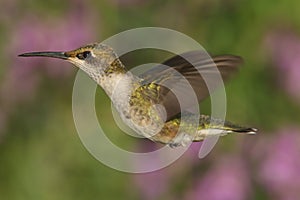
[139,51,243,121]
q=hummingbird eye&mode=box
[76,51,91,60]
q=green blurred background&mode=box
[1,0,300,199]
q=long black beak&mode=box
[18,51,68,59]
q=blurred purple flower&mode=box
[131,141,207,199]
[184,156,251,200]
[132,141,172,200]
[0,65,39,107]
[265,30,300,100]
[258,127,300,200]
[133,169,170,200]
[0,1,97,136]
[0,0,18,23]
[11,9,96,78]
[4,2,96,100]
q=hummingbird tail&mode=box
[229,127,258,134]
[193,126,257,142]
[193,116,258,142]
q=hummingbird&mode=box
[19,43,257,147]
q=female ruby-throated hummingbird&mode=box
[19,43,257,147]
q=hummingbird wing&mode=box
[139,51,243,121]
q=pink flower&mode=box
[0,1,97,136]
[131,141,203,199]
[3,10,96,104]
[258,127,300,200]
[265,29,300,101]
[184,156,251,200]
[132,141,172,200]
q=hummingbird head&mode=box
[19,43,126,83]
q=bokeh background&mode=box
[1,0,300,199]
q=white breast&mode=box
[99,72,136,117]
[98,72,164,139]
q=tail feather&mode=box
[191,115,258,142]
[230,127,258,134]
